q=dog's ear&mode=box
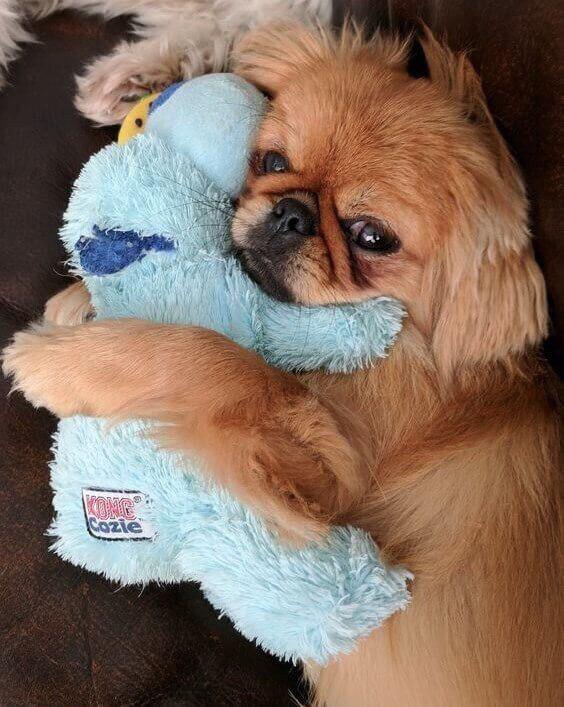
[233,22,327,97]
[415,29,549,373]
[416,26,483,116]
[427,241,548,377]
[417,26,518,183]
[405,33,431,79]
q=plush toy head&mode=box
[50,74,410,666]
[145,74,266,198]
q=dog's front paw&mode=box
[75,41,180,125]
[44,282,93,326]
[1,325,83,417]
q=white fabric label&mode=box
[82,487,156,541]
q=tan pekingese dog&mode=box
[2,23,562,707]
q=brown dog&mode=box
[2,24,562,706]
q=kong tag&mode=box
[82,488,155,541]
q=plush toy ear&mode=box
[233,22,328,97]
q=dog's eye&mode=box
[262,151,289,174]
[346,219,400,254]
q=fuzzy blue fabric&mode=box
[49,74,411,665]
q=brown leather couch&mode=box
[0,2,561,704]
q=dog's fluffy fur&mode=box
[1,0,331,123]
[2,18,562,707]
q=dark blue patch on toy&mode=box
[77,226,175,275]
[148,82,184,115]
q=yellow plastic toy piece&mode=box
[117,93,160,145]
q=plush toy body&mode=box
[49,74,410,664]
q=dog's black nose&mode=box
[271,198,315,237]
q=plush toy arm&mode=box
[261,296,405,374]
[3,318,368,541]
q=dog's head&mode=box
[232,23,547,373]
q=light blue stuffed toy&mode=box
[49,74,411,665]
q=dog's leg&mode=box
[2,1,330,122]
[72,0,332,125]
[74,27,228,125]
[0,0,176,93]
[2,319,366,540]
